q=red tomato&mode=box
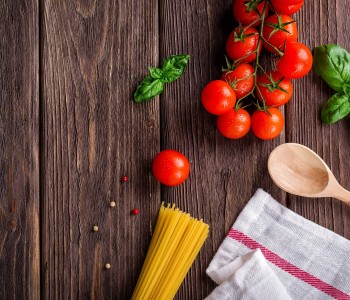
[251,108,284,140]
[262,14,297,53]
[233,0,268,27]
[221,64,255,99]
[276,42,313,79]
[257,71,293,106]
[152,150,190,186]
[226,27,261,63]
[217,108,251,139]
[201,80,236,115]
[271,0,304,15]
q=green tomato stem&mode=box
[252,0,269,110]
[232,0,284,113]
[260,36,284,56]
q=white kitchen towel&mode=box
[206,189,350,300]
[206,248,292,300]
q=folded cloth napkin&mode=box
[206,189,350,300]
[206,248,292,300]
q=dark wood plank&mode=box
[0,0,40,299]
[159,0,285,298]
[41,0,159,298]
[285,0,350,239]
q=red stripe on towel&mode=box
[228,228,350,300]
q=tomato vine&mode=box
[202,0,312,140]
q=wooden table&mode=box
[1,0,350,299]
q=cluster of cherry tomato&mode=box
[201,0,312,140]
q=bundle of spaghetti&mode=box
[131,203,209,300]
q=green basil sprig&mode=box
[321,92,350,124]
[314,44,350,124]
[134,54,190,103]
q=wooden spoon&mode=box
[268,143,350,204]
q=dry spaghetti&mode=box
[131,203,209,300]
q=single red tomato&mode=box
[271,0,304,15]
[201,80,236,115]
[257,71,293,106]
[262,14,297,53]
[251,108,284,140]
[217,108,251,139]
[152,150,190,186]
[221,63,255,99]
[226,27,261,64]
[276,42,313,79]
[233,0,268,27]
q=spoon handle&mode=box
[333,187,350,205]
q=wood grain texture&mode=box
[159,0,284,298]
[1,0,350,299]
[41,0,159,299]
[0,1,40,299]
[285,0,350,239]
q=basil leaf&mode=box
[134,54,189,103]
[314,44,350,92]
[321,92,350,124]
[161,54,190,83]
[134,76,164,103]
[149,67,163,79]
[343,83,350,97]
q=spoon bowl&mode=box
[268,143,350,204]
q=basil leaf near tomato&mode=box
[313,44,350,92]
[321,92,350,124]
[161,54,190,83]
[134,76,164,103]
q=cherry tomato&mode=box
[233,0,268,27]
[221,64,255,99]
[276,42,313,79]
[257,71,293,107]
[152,150,190,186]
[217,108,251,139]
[251,108,284,140]
[271,0,304,15]
[262,14,297,53]
[226,27,261,63]
[201,80,236,115]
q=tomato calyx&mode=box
[245,0,264,12]
[222,57,255,90]
[238,75,255,91]
[234,100,251,112]
[225,72,255,90]
[255,100,272,116]
[222,55,234,71]
[234,24,259,42]
[259,73,289,93]
[265,14,295,39]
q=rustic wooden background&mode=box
[1,0,350,299]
